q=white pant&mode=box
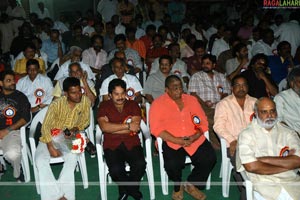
[0,130,22,178]
[254,188,293,200]
[35,142,78,200]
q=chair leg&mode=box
[22,145,31,182]
[146,163,155,200]
[78,153,88,189]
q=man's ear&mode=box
[0,81,3,87]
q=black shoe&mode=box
[16,166,24,183]
[85,141,96,158]
[118,193,128,200]
[129,191,143,200]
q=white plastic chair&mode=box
[96,120,155,200]
[157,131,211,195]
[240,170,254,200]
[86,107,95,145]
[29,107,88,194]
[219,137,234,197]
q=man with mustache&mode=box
[0,70,31,182]
[97,78,146,200]
[189,54,231,149]
[214,75,256,200]
[236,97,300,200]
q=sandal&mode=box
[85,141,96,157]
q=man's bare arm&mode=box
[258,155,300,170]
[98,116,141,134]
[243,160,289,175]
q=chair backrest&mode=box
[29,107,49,154]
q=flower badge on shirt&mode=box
[173,70,182,77]
[191,114,202,133]
[279,146,290,157]
[217,85,224,95]
[3,106,16,125]
[126,88,135,100]
[124,116,135,136]
[249,112,255,122]
[34,88,45,104]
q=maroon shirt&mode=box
[97,99,141,150]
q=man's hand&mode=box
[0,129,9,139]
[129,122,140,133]
[47,143,62,157]
[229,140,237,157]
[204,100,214,108]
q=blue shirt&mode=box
[41,39,65,63]
[268,55,299,84]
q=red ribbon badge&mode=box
[249,112,255,122]
[279,146,290,157]
[51,128,62,136]
[191,114,202,132]
[34,88,45,104]
[124,116,136,136]
[126,88,135,100]
[3,106,16,126]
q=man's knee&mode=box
[4,149,21,163]
[109,165,125,180]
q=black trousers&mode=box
[162,139,217,192]
[104,143,146,197]
[227,148,246,200]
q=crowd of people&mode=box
[1,0,300,200]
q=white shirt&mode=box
[36,8,51,19]
[150,58,189,78]
[100,74,143,96]
[54,60,96,81]
[16,74,53,107]
[6,5,26,34]
[251,39,278,56]
[82,48,107,70]
[115,23,126,35]
[82,25,95,37]
[237,120,300,200]
[274,88,300,132]
[0,21,14,53]
[211,38,230,59]
[96,0,118,23]
[225,57,249,75]
[274,20,300,56]
[205,26,217,41]
[53,21,69,34]
[135,28,145,39]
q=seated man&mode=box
[214,75,257,200]
[150,75,216,200]
[35,77,90,200]
[0,70,31,181]
[144,55,173,103]
[53,62,96,105]
[236,97,300,200]
[189,54,231,148]
[16,59,53,115]
[97,79,146,200]
[14,43,46,78]
[274,67,300,132]
[54,46,95,82]
[100,58,143,103]
[241,53,278,98]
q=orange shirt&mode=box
[126,39,147,59]
[149,93,209,156]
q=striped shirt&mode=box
[40,96,90,143]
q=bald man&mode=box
[236,97,300,200]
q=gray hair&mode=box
[287,66,300,85]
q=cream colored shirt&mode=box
[40,96,90,143]
[237,120,300,200]
[214,94,257,147]
[274,88,300,133]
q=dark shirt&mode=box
[241,69,277,98]
[268,55,299,84]
[97,99,141,150]
[68,35,91,51]
[0,90,31,129]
